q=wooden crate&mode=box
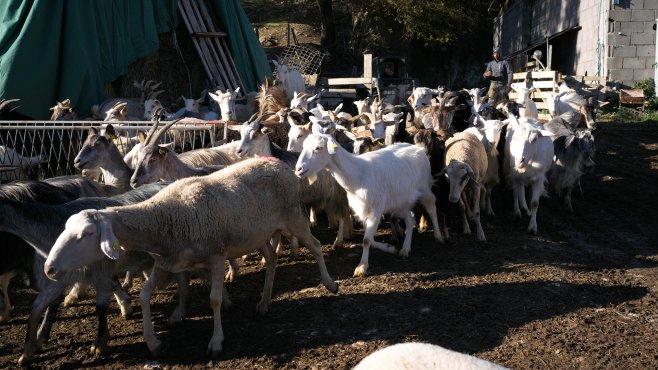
[619,89,644,107]
[508,71,560,120]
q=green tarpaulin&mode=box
[0,0,272,119]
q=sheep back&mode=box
[109,157,300,243]
[444,131,488,180]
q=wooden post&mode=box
[363,53,372,90]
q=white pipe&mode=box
[655,18,658,96]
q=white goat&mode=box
[45,158,338,358]
[354,342,509,370]
[440,131,488,242]
[295,134,444,277]
[273,60,306,101]
[504,116,555,234]
[208,88,241,122]
[290,90,321,111]
[544,88,601,129]
[510,83,538,119]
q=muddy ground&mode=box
[0,120,657,369]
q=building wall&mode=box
[608,0,658,84]
[494,0,608,80]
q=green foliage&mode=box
[349,0,491,46]
[632,79,658,111]
[598,107,658,123]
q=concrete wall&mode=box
[608,0,658,85]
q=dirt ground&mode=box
[0,121,657,369]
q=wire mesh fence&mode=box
[274,44,324,86]
[0,121,229,183]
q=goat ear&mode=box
[88,127,99,136]
[227,124,242,131]
[326,137,339,155]
[105,124,117,139]
[437,166,448,178]
[99,214,121,260]
[137,131,147,143]
[260,126,273,135]
[208,92,219,101]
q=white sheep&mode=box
[504,115,554,234]
[295,134,444,277]
[441,131,488,242]
[464,112,505,216]
[45,157,338,358]
[354,342,509,370]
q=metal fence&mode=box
[0,120,228,183]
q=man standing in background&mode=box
[483,47,513,100]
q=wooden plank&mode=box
[197,0,245,93]
[191,31,227,37]
[513,71,559,79]
[327,77,372,85]
[185,0,229,90]
[178,1,214,86]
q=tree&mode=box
[317,0,336,51]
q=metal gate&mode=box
[0,121,226,183]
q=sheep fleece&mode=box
[108,157,300,242]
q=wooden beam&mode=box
[191,31,227,37]
[327,77,372,85]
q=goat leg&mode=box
[168,272,190,325]
[256,241,277,314]
[19,282,65,366]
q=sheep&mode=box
[464,112,506,216]
[440,131,488,242]
[544,115,596,212]
[232,118,352,249]
[45,157,338,358]
[354,342,509,370]
[295,134,444,277]
[0,182,169,365]
[0,144,43,182]
[74,125,133,192]
[504,115,555,234]
[0,181,78,324]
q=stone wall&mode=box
[608,0,658,85]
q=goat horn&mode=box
[0,99,20,110]
[151,118,183,146]
[145,111,163,145]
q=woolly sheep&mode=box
[45,158,338,358]
[441,131,488,242]
[354,342,508,370]
[295,134,444,277]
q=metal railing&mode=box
[0,120,230,183]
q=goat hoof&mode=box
[149,342,165,358]
[208,349,223,360]
[325,281,339,294]
[256,301,269,315]
[398,249,410,258]
[332,240,343,249]
[90,343,105,356]
[0,311,9,323]
[18,353,34,367]
[353,264,368,277]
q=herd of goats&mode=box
[0,68,601,367]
